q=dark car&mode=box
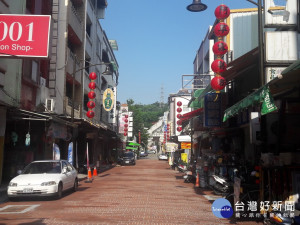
[121,151,136,166]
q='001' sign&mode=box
[0,14,51,58]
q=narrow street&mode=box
[0,156,263,225]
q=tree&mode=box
[127,101,168,147]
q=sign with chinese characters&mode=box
[0,14,51,58]
[102,88,114,111]
[204,93,222,127]
[265,67,285,83]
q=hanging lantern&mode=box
[87,101,95,109]
[214,22,230,37]
[124,123,128,127]
[89,72,97,80]
[124,132,127,136]
[86,110,95,118]
[214,4,230,20]
[177,114,182,119]
[177,127,182,132]
[125,114,128,118]
[177,101,182,106]
[211,59,227,74]
[177,108,182,113]
[88,82,96,90]
[211,76,226,91]
[88,91,96,99]
[212,41,228,56]
[124,128,128,132]
[177,120,182,125]
[125,119,128,123]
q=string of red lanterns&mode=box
[86,72,97,118]
[211,4,230,93]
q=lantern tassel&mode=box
[214,93,219,102]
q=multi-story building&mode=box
[188,0,300,202]
[0,0,120,184]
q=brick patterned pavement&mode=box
[0,158,263,225]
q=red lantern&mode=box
[87,101,95,109]
[124,132,127,136]
[215,4,230,20]
[86,110,94,118]
[88,91,96,99]
[177,120,182,125]
[211,76,226,91]
[177,108,182,113]
[177,127,182,132]
[125,115,128,118]
[212,41,228,56]
[211,59,227,74]
[124,128,128,132]
[177,101,182,106]
[89,82,96,90]
[89,72,97,80]
[124,124,128,127]
[214,22,230,37]
[177,114,182,119]
[125,119,128,123]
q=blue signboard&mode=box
[68,142,73,165]
[204,93,222,127]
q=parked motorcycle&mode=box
[264,208,294,225]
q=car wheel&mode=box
[73,178,78,192]
[56,182,63,199]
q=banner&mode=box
[68,142,73,165]
[86,143,89,169]
[53,144,60,160]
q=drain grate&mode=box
[0,205,40,214]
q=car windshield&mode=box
[22,162,61,174]
[123,152,134,157]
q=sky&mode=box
[101,0,257,105]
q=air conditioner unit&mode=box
[45,98,55,112]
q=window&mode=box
[23,59,39,83]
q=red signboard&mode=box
[0,14,51,58]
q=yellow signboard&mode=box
[181,142,191,149]
[181,153,188,163]
[103,88,114,111]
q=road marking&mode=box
[0,205,40,214]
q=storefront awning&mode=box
[223,85,277,122]
[188,89,205,109]
[128,142,140,146]
[179,108,203,123]
[126,146,138,150]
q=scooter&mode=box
[264,209,294,225]
[210,174,233,195]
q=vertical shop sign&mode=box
[68,142,73,165]
[204,93,222,127]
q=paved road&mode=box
[0,156,262,225]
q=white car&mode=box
[7,160,78,200]
[158,154,168,160]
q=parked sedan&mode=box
[158,154,168,160]
[7,160,78,200]
[121,151,136,166]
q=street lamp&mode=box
[187,0,207,12]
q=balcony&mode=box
[65,96,81,118]
[66,48,82,83]
[68,1,84,44]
